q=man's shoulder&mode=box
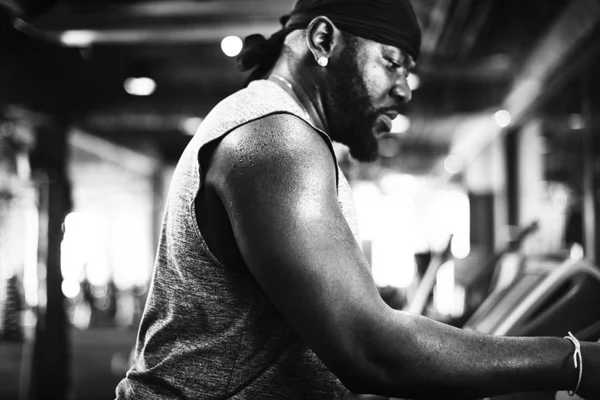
[223,113,333,164]
[208,113,337,190]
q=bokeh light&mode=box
[124,77,156,96]
[494,110,512,128]
[221,36,244,58]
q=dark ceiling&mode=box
[1,0,599,173]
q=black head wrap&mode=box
[237,0,422,83]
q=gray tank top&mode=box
[116,79,361,399]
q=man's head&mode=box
[299,17,416,161]
[238,0,421,162]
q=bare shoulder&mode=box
[208,113,337,193]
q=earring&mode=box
[317,56,329,67]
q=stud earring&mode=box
[317,56,329,67]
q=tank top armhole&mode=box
[190,110,340,268]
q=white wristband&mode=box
[563,331,583,397]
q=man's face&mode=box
[324,35,414,162]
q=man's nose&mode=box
[391,77,412,104]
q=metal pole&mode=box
[29,121,71,400]
[581,70,596,262]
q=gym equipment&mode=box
[464,256,600,400]
[465,256,600,338]
[482,222,540,298]
[404,235,453,315]
[405,221,538,324]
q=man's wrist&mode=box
[563,332,583,396]
[577,341,600,398]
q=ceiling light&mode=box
[407,73,421,91]
[124,77,156,96]
[494,110,512,128]
[221,36,243,58]
[60,30,97,47]
[390,114,411,134]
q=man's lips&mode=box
[376,112,399,135]
[379,115,393,133]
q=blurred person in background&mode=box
[116,0,600,399]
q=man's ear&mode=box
[305,16,343,63]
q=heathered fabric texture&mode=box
[116,79,362,399]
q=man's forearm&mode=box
[360,310,578,398]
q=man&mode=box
[116,0,600,399]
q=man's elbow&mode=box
[328,342,417,396]
[331,323,425,396]
[317,341,386,394]
[336,364,419,397]
[333,365,385,395]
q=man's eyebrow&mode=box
[384,46,416,69]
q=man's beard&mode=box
[325,42,380,162]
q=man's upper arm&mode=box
[204,115,595,400]
[208,113,388,385]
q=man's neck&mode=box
[269,63,329,133]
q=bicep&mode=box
[213,115,388,379]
